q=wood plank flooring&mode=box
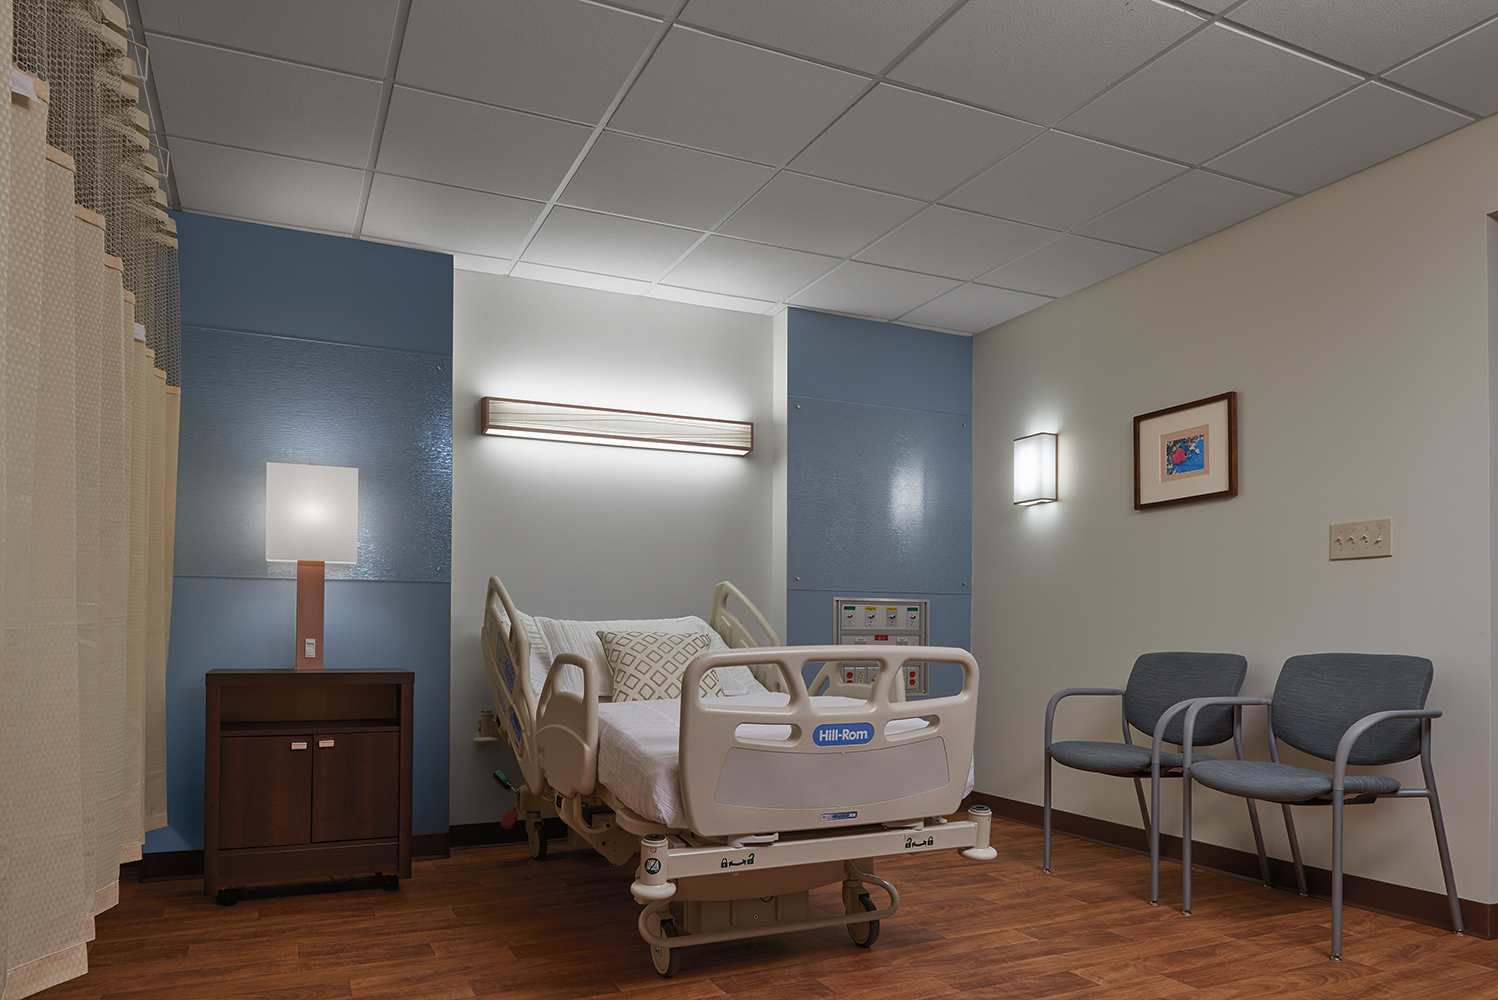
[34,818,1498,1000]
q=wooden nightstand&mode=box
[204,669,413,904]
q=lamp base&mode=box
[295,560,325,670]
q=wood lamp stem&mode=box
[296,560,326,670]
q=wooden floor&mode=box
[36,818,1498,1000]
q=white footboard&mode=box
[678,646,978,839]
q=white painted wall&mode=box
[973,114,1498,902]
[449,272,777,825]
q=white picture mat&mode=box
[1137,397,1231,506]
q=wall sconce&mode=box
[1013,432,1058,506]
[481,396,753,456]
[266,463,359,670]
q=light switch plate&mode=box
[1330,519,1392,560]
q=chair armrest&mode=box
[1148,697,1211,768]
[1045,688,1125,748]
[1332,709,1441,790]
[1182,697,1272,762]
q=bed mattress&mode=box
[596,692,976,829]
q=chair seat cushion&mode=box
[1049,740,1214,776]
[1190,759,1401,803]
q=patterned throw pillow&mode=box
[597,631,722,702]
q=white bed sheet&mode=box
[596,692,976,829]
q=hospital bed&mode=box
[480,575,995,976]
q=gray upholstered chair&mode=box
[1179,653,1463,960]
[1044,651,1268,905]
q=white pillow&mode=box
[536,615,766,697]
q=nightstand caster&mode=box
[378,874,400,891]
[216,887,240,907]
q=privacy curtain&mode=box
[3,1,180,996]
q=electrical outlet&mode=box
[1329,519,1392,560]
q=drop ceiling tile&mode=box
[649,285,775,314]
[678,0,952,72]
[148,35,381,167]
[169,139,365,233]
[944,131,1185,231]
[1062,24,1360,164]
[1206,83,1472,194]
[521,207,703,282]
[560,133,773,230]
[137,0,399,76]
[664,237,839,301]
[398,0,659,123]
[890,0,1202,125]
[1229,0,1498,73]
[719,172,923,257]
[979,235,1156,298]
[363,175,544,258]
[378,87,590,201]
[1385,18,1498,117]
[1076,170,1291,253]
[789,262,959,321]
[790,85,1040,200]
[452,254,511,276]
[900,284,1053,333]
[610,26,868,164]
[510,262,654,296]
[856,206,1057,280]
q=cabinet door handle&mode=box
[318,739,335,748]
[290,741,308,750]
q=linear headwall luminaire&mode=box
[480,397,754,456]
[1013,432,1058,506]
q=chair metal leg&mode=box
[1280,804,1307,895]
[1042,752,1053,873]
[1245,799,1270,886]
[1181,766,1194,915]
[1331,791,1344,961]
[1149,769,1162,906]
[1421,748,1464,935]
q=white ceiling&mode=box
[133,0,1498,335]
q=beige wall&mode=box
[973,114,1498,902]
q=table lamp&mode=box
[265,462,359,670]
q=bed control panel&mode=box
[833,598,929,695]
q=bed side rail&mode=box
[482,575,543,791]
[678,645,979,838]
[708,581,787,694]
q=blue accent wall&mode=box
[148,213,453,853]
[785,309,972,696]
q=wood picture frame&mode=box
[1134,391,1237,510]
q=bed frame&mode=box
[480,575,995,976]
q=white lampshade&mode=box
[265,463,359,563]
[1013,433,1058,506]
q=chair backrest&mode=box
[1271,653,1432,765]
[1123,652,1248,746]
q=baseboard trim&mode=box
[449,818,567,849]
[139,832,453,882]
[971,792,1493,940]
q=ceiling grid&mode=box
[131,0,1498,334]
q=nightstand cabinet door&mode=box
[312,732,400,842]
[219,736,313,849]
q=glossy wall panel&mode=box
[174,328,452,581]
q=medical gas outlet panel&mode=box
[834,598,930,696]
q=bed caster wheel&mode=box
[651,919,681,978]
[526,818,548,861]
[847,893,879,948]
[215,887,239,907]
[378,874,400,891]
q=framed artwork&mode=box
[1134,392,1237,510]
